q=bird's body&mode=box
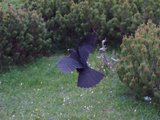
[56,34,104,88]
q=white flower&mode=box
[144,96,152,101]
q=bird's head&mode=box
[67,49,77,56]
[67,49,75,53]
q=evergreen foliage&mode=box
[116,20,160,104]
[21,0,160,50]
[0,4,51,67]
[2,0,160,65]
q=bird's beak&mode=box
[67,49,69,51]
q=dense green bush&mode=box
[20,0,160,51]
[21,0,73,51]
[0,4,51,67]
[133,0,160,25]
[116,20,160,104]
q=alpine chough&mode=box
[56,34,104,88]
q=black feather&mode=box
[56,34,104,88]
[56,57,84,73]
[78,34,97,65]
[77,67,104,88]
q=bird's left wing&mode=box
[56,57,84,73]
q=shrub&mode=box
[21,0,74,52]
[20,0,160,51]
[0,4,51,67]
[133,0,160,25]
[116,20,160,104]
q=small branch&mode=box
[97,38,119,72]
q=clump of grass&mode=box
[0,50,159,120]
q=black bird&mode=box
[56,34,104,88]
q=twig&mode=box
[97,38,119,71]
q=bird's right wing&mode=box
[56,57,84,73]
[78,34,97,64]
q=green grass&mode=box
[0,51,159,120]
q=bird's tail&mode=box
[77,67,104,88]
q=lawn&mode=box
[0,50,159,120]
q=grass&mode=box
[0,50,160,120]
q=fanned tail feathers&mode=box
[77,67,104,88]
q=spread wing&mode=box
[78,34,97,64]
[56,57,84,73]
